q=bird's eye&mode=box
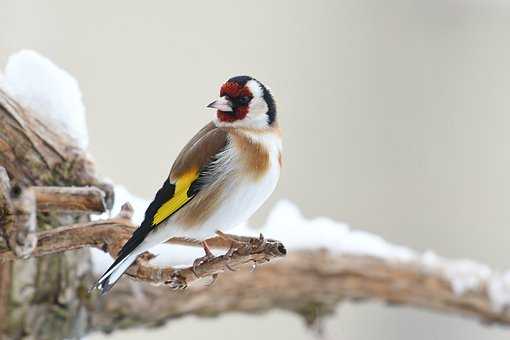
[238,96,251,105]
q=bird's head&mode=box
[208,76,276,129]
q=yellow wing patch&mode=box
[152,169,199,226]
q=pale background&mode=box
[2,0,510,339]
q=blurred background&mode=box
[1,0,510,339]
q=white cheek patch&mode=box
[248,97,269,118]
[246,79,263,98]
[215,79,270,129]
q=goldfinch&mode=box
[94,75,281,294]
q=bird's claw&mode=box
[250,233,267,252]
[192,241,216,278]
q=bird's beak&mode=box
[207,96,233,112]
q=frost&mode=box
[2,50,88,148]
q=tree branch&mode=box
[91,251,510,333]
[0,204,286,289]
[1,201,509,328]
[33,186,107,214]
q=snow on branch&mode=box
[2,50,88,148]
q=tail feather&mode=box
[92,215,172,294]
[92,219,156,294]
[92,253,138,295]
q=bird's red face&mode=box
[207,76,277,128]
[209,81,253,123]
[217,82,254,122]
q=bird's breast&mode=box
[170,128,281,237]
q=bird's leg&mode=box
[222,242,239,272]
[192,241,216,277]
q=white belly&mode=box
[140,132,281,250]
[195,162,279,237]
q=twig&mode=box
[0,204,286,288]
[33,186,107,214]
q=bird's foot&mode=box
[251,233,268,252]
[191,241,216,278]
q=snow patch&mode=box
[231,200,416,262]
[488,272,510,312]
[90,185,150,273]
[421,251,492,295]
[2,50,88,148]
[91,184,149,224]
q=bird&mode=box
[93,75,281,294]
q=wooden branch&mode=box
[0,214,286,288]
[33,186,107,214]
[92,251,510,333]
[1,205,509,328]
[129,233,286,289]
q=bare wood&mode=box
[33,186,107,214]
[129,234,286,289]
[0,215,286,289]
[91,251,510,333]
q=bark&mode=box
[0,89,112,340]
[1,204,509,331]
[0,213,287,289]
[91,251,510,333]
[33,186,107,214]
